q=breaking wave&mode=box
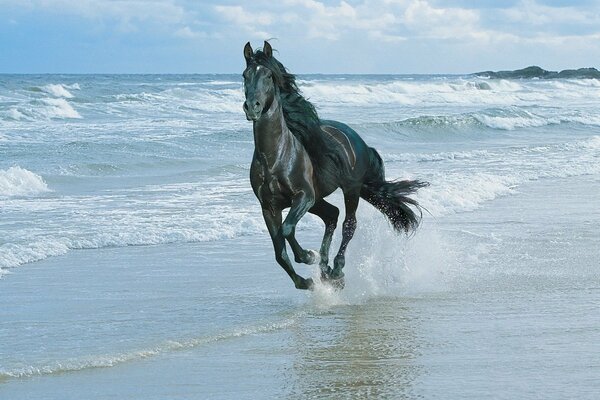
[42,83,75,98]
[0,166,50,198]
[387,136,600,215]
[355,109,600,132]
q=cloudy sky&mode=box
[1,0,599,73]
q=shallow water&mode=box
[1,74,599,398]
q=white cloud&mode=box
[210,0,512,44]
[214,5,273,26]
[2,0,599,73]
[10,0,194,35]
[402,0,482,39]
[503,0,600,26]
[214,5,274,39]
[174,26,208,39]
[8,0,600,46]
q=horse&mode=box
[242,41,428,290]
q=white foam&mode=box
[41,98,82,119]
[384,149,492,163]
[416,172,518,215]
[112,87,244,114]
[0,166,50,198]
[388,136,600,216]
[0,179,273,272]
[474,112,553,130]
[42,84,74,98]
[5,108,26,121]
[359,108,600,132]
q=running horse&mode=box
[243,41,427,290]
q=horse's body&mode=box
[243,42,427,290]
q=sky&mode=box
[1,0,599,74]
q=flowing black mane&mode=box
[249,48,343,170]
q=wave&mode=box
[0,178,274,273]
[356,108,600,132]
[389,136,600,215]
[2,98,82,121]
[3,75,599,126]
[42,83,75,98]
[40,98,82,119]
[0,217,265,273]
[0,166,50,198]
[112,87,244,114]
[298,76,600,111]
[0,312,303,380]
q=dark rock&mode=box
[474,66,600,79]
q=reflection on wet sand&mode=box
[285,297,424,399]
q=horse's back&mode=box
[319,120,368,151]
[317,119,376,192]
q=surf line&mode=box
[0,311,307,381]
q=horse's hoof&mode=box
[296,249,320,265]
[325,275,345,290]
[330,268,344,279]
[320,270,345,290]
[295,277,314,291]
[306,250,320,265]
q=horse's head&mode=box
[242,41,276,121]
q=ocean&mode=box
[1,74,599,399]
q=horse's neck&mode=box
[253,97,295,166]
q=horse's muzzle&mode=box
[243,100,261,121]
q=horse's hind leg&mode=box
[262,208,313,290]
[331,189,360,280]
[308,199,340,278]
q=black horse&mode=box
[243,41,427,290]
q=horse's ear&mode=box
[243,42,253,63]
[263,41,272,58]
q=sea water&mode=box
[1,74,599,398]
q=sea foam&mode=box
[42,83,75,98]
[389,136,600,216]
[0,166,50,198]
[41,98,82,119]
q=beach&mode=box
[1,74,599,398]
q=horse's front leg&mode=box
[262,208,313,290]
[281,190,318,263]
[286,227,321,265]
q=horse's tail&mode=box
[360,147,429,234]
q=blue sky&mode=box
[1,0,599,73]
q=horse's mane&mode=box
[250,48,344,172]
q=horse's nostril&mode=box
[255,101,260,107]
[243,102,249,111]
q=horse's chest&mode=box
[251,156,290,207]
